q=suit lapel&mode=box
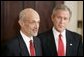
[48,30,58,56]
[18,34,29,56]
[66,30,73,56]
[33,37,42,56]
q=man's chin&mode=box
[33,33,38,36]
[57,28,64,32]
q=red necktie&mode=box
[58,34,64,56]
[30,40,36,56]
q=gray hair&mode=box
[52,4,72,19]
[19,8,28,21]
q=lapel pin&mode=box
[70,43,72,46]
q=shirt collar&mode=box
[52,27,66,39]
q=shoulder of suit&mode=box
[3,34,20,48]
[67,30,81,36]
[66,30,82,40]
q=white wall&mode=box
[64,1,83,35]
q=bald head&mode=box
[19,8,40,21]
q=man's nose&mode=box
[60,18,64,24]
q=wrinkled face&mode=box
[19,12,40,37]
[51,10,70,32]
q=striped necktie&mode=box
[30,40,36,56]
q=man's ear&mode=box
[51,14,54,22]
[18,20,24,27]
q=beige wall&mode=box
[64,1,83,36]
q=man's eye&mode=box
[64,18,68,20]
[57,17,62,19]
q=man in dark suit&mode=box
[2,8,42,56]
[38,4,83,56]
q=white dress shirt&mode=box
[20,31,33,55]
[52,27,66,55]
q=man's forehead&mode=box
[24,16,40,22]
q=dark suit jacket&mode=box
[1,33,42,56]
[38,29,83,56]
